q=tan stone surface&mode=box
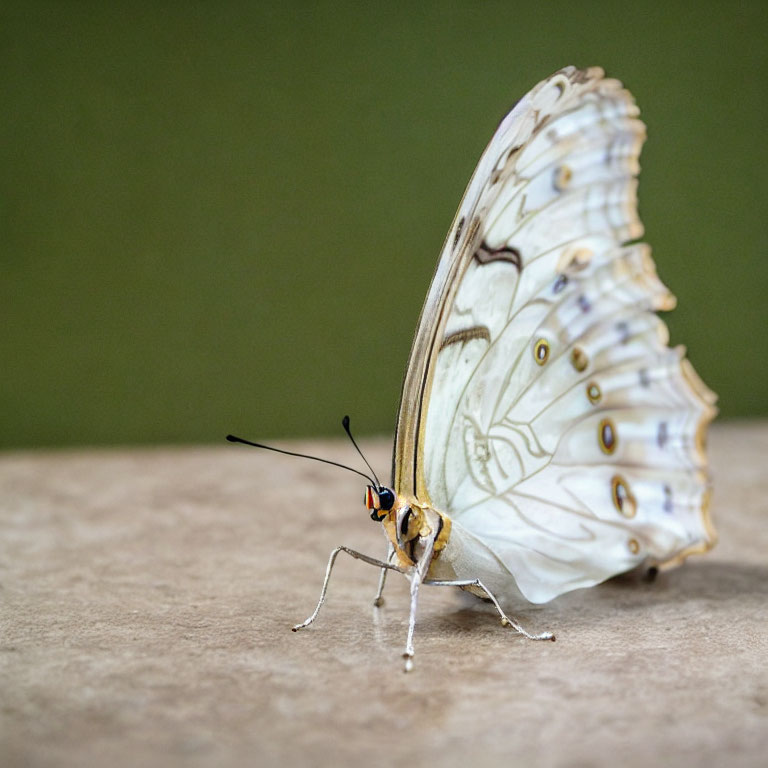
[1,422,767,767]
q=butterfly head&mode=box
[364,485,395,521]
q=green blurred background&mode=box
[2,1,766,449]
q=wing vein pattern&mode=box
[393,67,716,604]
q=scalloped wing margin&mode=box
[393,67,717,603]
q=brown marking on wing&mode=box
[452,216,465,248]
[439,326,491,351]
[475,241,522,271]
[466,215,482,247]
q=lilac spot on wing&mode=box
[657,421,668,448]
[663,485,673,513]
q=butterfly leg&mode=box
[424,578,555,642]
[402,575,421,673]
[292,546,404,632]
[402,538,436,673]
[373,544,395,607]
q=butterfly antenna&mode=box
[226,434,376,485]
[341,415,381,488]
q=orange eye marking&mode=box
[611,475,636,518]
[571,346,588,372]
[365,487,375,510]
[534,339,550,365]
[599,418,617,454]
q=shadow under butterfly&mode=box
[229,66,717,672]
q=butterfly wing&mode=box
[392,67,717,604]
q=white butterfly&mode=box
[242,66,717,671]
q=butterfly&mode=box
[230,65,717,672]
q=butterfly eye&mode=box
[366,486,394,521]
[377,487,395,511]
[534,339,550,365]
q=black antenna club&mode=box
[341,415,382,488]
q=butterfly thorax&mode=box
[364,483,451,568]
[380,497,452,570]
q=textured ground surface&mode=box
[1,421,767,767]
